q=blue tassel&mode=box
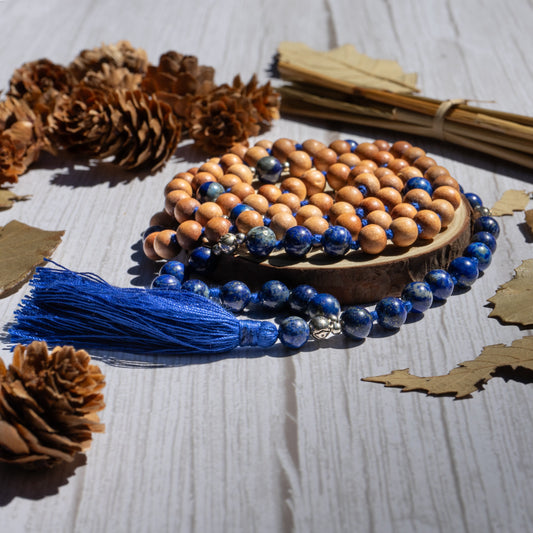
[9,262,279,355]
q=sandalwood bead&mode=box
[335,185,364,207]
[204,216,232,243]
[403,188,433,209]
[219,152,243,171]
[195,202,223,226]
[150,210,176,228]
[270,212,297,239]
[173,171,195,184]
[348,162,377,182]
[309,192,334,214]
[374,139,390,151]
[390,217,419,247]
[413,156,437,173]
[218,173,242,189]
[374,167,394,179]
[191,171,215,191]
[387,158,409,174]
[414,209,442,239]
[255,139,273,150]
[230,181,255,200]
[355,142,379,160]
[281,177,307,201]
[216,192,241,215]
[366,210,392,230]
[390,140,412,157]
[236,210,264,233]
[359,159,378,171]
[198,161,224,180]
[429,199,455,228]
[227,163,254,184]
[358,224,388,255]
[301,139,327,157]
[391,202,418,219]
[174,197,201,223]
[314,147,338,171]
[329,139,352,155]
[326,162,351,190]
[243,193,269,214]
[296,204,324,224]
[424,165,450,183]
[328,201,356,224]
[403,146,426,164]
[258,184,282,203]
[229,143,248,159]
[336,212,362,238]
[337,152,361,167]
[176,220,203,250]
[276,192,301,213]
[377,173,404,192]
[287,150,313,177]
[165,189,192,216]
[360,196,385,215]
[376,187,403,210]
[373,150,394,167]
[164,177,193,197]
[432,174,460,191]
[397,165,423,182]
[432,185,461,209]
[303,215,329,236]
[188,167,199,176]
[244,145,270,166]
[143,232,161,261]
[353,173,381,196]
[267,203,292,218]
[300,169,326,196]
[154,229,181,259]
[271,138,296,162]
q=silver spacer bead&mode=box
[329,319,342,336]
[218,233,238,254]
[474,205,492,217]
[212,243,222,256]
[234,232,246,245]
[309,316,331,340]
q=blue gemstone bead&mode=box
[471,231,497,253]
[345,139,358,152]
[464,192,483,209]
[188,246,215,273]
[283,225,313,257]
[278,316,310,349]
[404,177,433,195]
[375,297,408,330]
[321,225,352,256]
[159,260,186,283]
[401,281,433,313]
[258,280,290,310]
[288,285,318,313]
[229,203,254,222]
[424,269,454,300]
[245,226,277,257]
[341,306,373,339]
[448,256,479,288]
[463,242,492,271]
[220,280,252,312]
[256,156,283,183]
[473,216,500,238]
[197,181,225,203]
[307,293,341,319]
[182,279,210,298]
[151,274,181,290]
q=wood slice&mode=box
[210,200,474,304]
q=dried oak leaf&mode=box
[487,259,533,327]
[490,189,531,216]
[0,341,105,469]
[362,336,533,398]
[0,220,64,298]
[0,188,31,210]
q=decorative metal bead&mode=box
[218,233,238,254]
[329,319,342,336]
[235,232,246,245]
[474,205,491,217]
[309,316,331,340]
[212,243,222,255]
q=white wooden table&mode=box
[1,1,532,532]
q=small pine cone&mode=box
[0,341,105,469]
[80,63,143,92]
[241,74,280,123]
[68,40,149,82]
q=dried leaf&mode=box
[0,189,31,210]
[0,220,64,298]
[362,336,533,398]
[487,259,533,326]
[524,209,533,233]
[490,189,531,216]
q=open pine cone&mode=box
[0,341,105,469]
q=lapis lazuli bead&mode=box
[345,139,358,152]
[283,225,313,257]
[471,231,497,253]
[182,279,210,298]
[321,225,352,256]
[151,274,181,290]
[245,226,277,257]
[188,246,216,273]
[463,242,492,271]
[424,269,454,300]
[401,281,433,313]
[404,177,433,195]
[375,297,407,330]
[197,181,225,203]
[307,293,341,319]
[256,155,283,183]
[448,256,479,288]
[229,203,254,222]
[278,316,309,349]
[220,280,252,313]
[159,260,186,283]
[258,280,290,310]
[464,192,483,209]
[473,216,500,238]
[341,306,373,339]
[288,285,318,313]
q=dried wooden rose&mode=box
[0,341,105,469]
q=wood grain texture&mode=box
[1,1,533,532]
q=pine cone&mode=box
[69,40,149,82]
[81,63,143,92]
[241,74,280,123]
[0,342,105,469]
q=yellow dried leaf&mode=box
[525,209,533,233]
[0,189,31,210]
[490,189,530,216]
[362,336,533,398]
[487,259,533,326]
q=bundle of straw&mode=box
[277,42,533,169]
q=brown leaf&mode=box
[0,189,31,210]
[0,220,64,298]
[490,189,531,216]
[487,259,533,326]
[525,209,533,233]
[362,336,533,398]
